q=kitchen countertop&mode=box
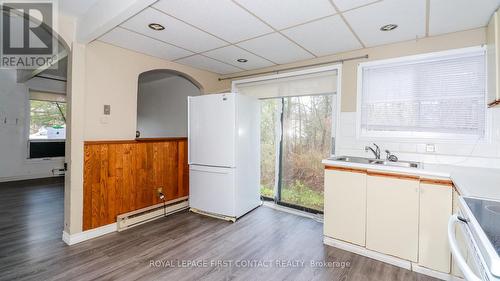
[322,158,500,201]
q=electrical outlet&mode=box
[157,187,165,200]
[425,144,435,153]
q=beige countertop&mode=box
[322,158,500,201]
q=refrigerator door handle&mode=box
[448,214,482,281]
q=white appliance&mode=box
[448,196,500,281]
[187,93,260,221]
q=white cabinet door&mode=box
[366,173,419,262]
[487,10,500,106]
[188,94,236,167]
[419,180,452,273]
[324,168,367,246]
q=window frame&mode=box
[26,91,67,161]
[356,46,491,144]
[232,65,342,213]
[28,98,67,141]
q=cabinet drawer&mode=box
[418,182,452,273]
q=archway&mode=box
[136,69,203,138]
[0,6,72,243]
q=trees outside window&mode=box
[260,95,334,211]
[29,100,66,140]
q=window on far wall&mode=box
[358,47,487,141]
[29,91,67,140]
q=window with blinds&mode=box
[358,48,486,141]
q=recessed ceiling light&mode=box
[237,58,248,63]
[148,23,165,31]
[380,24,398,31]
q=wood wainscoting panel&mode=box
[83,138,189,230]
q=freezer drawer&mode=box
[189,165,235,217]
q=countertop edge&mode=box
[322,159,451,179]
[322,159,500,200]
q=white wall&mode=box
[0,69,64,181]
[65,40,228,235]
[137,75,200,138]
[336,109,500,169]
[83,41,229,141]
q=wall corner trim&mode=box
[62,223,117,245]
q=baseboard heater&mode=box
[117,196,189,231]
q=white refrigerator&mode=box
[188,93,260,221]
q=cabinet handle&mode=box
[447,214,482,281]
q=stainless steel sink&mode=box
[330,156,421,169]
[332,156,378,164]
[371,159,421,168]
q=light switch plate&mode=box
[100,116,109,124]
[104,104,111,115]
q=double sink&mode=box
[330,156,421,169]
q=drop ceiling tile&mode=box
[343,0,426,47]
[237,33,314,64]
[203,46,275,70]
[99,27,193,61]
[332,0,380,12]
[176,55,243,74]
[429,0,500,36]
[153,0,273,43]
[234,0,335,30]
[120,7,227,53]
[282,15,362,56]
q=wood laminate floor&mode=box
[0,178,438,281]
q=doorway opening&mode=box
[136,70,202,138]
[0,7,71,245]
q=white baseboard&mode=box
[0,173,61,183]
[323,236,411,270]
[118,199,189,231]
[412,264,463,281]
[62,223,117,245]
[63,199,190,245]
[324,236,457,281]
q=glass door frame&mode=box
[232,65,343,214]
[272,95,336,214]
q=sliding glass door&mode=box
[260,99,279,199]
[281,95,333,211]
[260,94,335,213]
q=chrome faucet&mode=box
[385,149,399,162]
[365,143,381,159]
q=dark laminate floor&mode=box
[0,178,438,281]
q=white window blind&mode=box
[29,90,66,102]
[359,49,486,140]
[234,70,337,99]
